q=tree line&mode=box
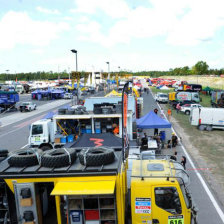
[0,61,223,81]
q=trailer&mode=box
[190,107,224,131]
[211,91,224,108]
[0,146,198,224]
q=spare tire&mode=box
[8,149,42,167]
[58,108,66,115]
[78,147,115,166]
[41,148,76,168]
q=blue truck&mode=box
[0,91,19,112]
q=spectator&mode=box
[171,133,178,147]
[181,156,187,169]
[167,108,172,120]
[154,108,159,135]
[170,151,177,161]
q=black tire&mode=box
[8,149,42,167]
[40,145,52,151]
[78,147,115,166]
[198,125,206,131]
[41,148,76,168]
[29,108,31,112]
[34,106,36,110]
[58,108,66,115]
[185,110,190,115]
[0,149,8,155]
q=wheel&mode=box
[185,110,190,115]
[8,149,42,167]
[198,125,206,131]
[29,108,31,112]
[78,147,115,166]
[41,148,76,168]
[206,126,213,131]
[34,106,36,110]
[40,145,52,151]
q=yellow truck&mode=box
[0,147,197,224]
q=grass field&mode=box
[163,75,224,89]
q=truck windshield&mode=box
[32,125,43,135]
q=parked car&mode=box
[63,93,73,99]
[19,102,36,112]
[180,104,202,115]
[175,100,196,110]
[155,93,169,103]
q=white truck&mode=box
[190,107,224,131]
[180,104,202,115]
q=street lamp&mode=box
[71,49,78,104]
[71,49,78,72]
[106,62,110,90]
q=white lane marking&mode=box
[150,90,224,222]
[20,144,29,149]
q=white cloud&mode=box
[0,11,70,49]
[71,0,130,18]
[36,6,60,15]
[73,0,224,47]
[31,49,44,55]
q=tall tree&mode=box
[192,61,209,75]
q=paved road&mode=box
[0,91,104,151]
[143,90,224,224]
[0,93,64,118]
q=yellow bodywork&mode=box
[131,160,191,224]
[5,167,127,224]
[51,180,115,195]
[169,92,176,101]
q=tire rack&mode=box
[66,194,117,224]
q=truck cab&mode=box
[131,160,197,224]
[29,119,55,150]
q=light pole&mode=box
[106,62,110,90]
[71,49,78,72]
[71,49,78,104]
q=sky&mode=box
[1,0,224,73]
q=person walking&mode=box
[167,108,172,120]
[181,156,187,169]
[154,108,159,135]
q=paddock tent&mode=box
[136,111,171,129]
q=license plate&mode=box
[35,137,40,142]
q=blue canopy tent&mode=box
[136,111,171,129]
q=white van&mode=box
[190,107,224,131]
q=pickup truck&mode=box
[19,102,37,112]
[179,104,202,115]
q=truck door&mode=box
[151,186,186,224]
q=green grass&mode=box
[199,93,211,107]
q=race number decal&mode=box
[168,215,184,224]
[135,198,151,214]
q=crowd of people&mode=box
[138,107,187,169]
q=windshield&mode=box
[32,124,43,135]
[159,94,168,98]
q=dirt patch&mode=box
[161,104,224,207]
